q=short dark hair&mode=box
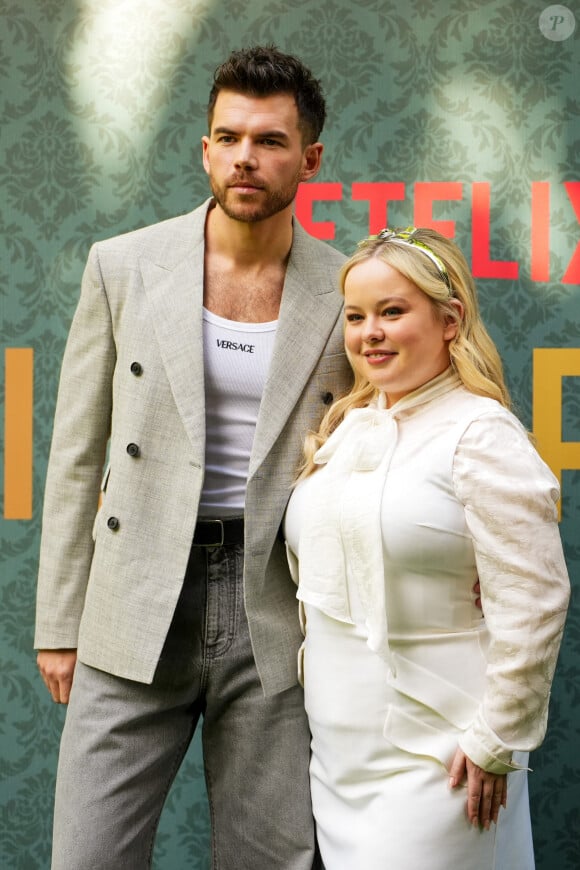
[207,45,326,144]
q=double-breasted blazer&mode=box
[35,198,352,695]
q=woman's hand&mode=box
[448,748,507,829]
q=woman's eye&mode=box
[383,307,402,316]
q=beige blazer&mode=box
[35,199,352,695]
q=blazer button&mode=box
[107,516,120,531]
[322,391,334,405]
[130,361,143,376]
[126,442,140,457]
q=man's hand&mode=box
[37,649,77,704]
[448,748,507,829]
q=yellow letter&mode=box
[4,348,34,519]
[533,348,580,520]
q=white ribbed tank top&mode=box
[200,307,277,516]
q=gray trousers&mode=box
[52,542,317,869]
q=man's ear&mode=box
[201,136,210,175]
[300,142,323,181]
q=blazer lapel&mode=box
[249,224,344,477]
[139,208,208,462]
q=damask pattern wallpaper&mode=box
[1,0,578,867]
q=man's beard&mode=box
[209,175,301,223]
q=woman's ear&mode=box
[443,298,464,340]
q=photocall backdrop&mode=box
[1,0,579,867]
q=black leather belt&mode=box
[192,517,244,547]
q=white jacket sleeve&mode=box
[453,410,570,773]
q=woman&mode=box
[284,228,570,869]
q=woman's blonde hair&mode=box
[299,227,511,478]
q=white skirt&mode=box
[302,603,535,870]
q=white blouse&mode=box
[285,369,570,773]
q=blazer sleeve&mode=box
[35,244,115,649]
[452,410,570,773]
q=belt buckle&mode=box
[207,518,224,547]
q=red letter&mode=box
[471,183,518,279]
[562,181,580,284]
[413,182,463,237]
[295,182,343,240]
[531,182,550,281]
[351,182,405,233]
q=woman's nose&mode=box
[362,316,384,342]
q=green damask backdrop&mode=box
[1,0,579,867]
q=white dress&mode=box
[284,370,569,870]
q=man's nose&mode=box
[234,140,258,169]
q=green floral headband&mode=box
[364,226,450,289]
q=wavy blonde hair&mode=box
[299,227,511,479]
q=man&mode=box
[35,45,352,869]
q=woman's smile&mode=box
[343,257,457,406]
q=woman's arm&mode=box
[453,410,570,772]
